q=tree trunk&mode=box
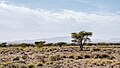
[80,44,83,51]
[79,40,83,51]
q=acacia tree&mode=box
[71,31,92,50]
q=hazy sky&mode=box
[0,0,120,42]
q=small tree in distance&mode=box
[35,41,46,47]
[56,42,67,47]
[0,42,7,47]
[71,31,92,51]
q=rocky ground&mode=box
[0,45,120,68]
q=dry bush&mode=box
[13,57,20,61]
[86,59,116,66]
[49,55,61,61]
[27,64,35,68]
[36,62,43,66]
[92,48,101,51]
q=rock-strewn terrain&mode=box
[0,46,120,68]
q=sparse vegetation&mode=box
[0,31,120,68]
[0,45,119,68]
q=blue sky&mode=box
[0,0,120,42]
[5,0,120,12]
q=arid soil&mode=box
[0,45,120,68]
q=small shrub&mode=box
[93,54,102,58]
[37,62,43,66]
[105,60,113,64]
[20,43,27,47]
[76,56,83,59]
[92,48,101,51]
[44,43,53,46]
[13,57,20,61]
[35,41,45,45]
[36,44,43,48]
[109,56,115,60]
[20,64,27,68]
[2,63,20,68]
[76,53,84,59]
[101,54,110,58]
[84,54,91,58]
[9,64,20,68]
[0,42,7,47]
[46,61,53,65]
[115,62,120,65]
[35,41,45,48]
[27,64,35,68]
[62,56,67,58]
[55,42,67,47]
[64,49,68,51]
[69,55,74,59]
[49,55,60,61]
[22,55,28,59]
[92,53,112,59]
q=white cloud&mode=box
[0,3,120,41]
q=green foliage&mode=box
[15,43,35,47]
[35,41,45,45]
[0,42,7,47]
[35,41,46,47]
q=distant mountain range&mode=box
[5,36,120,44]
[7,36,71,44]
[92,38,120,43]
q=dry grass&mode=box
[0,45,120,68]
